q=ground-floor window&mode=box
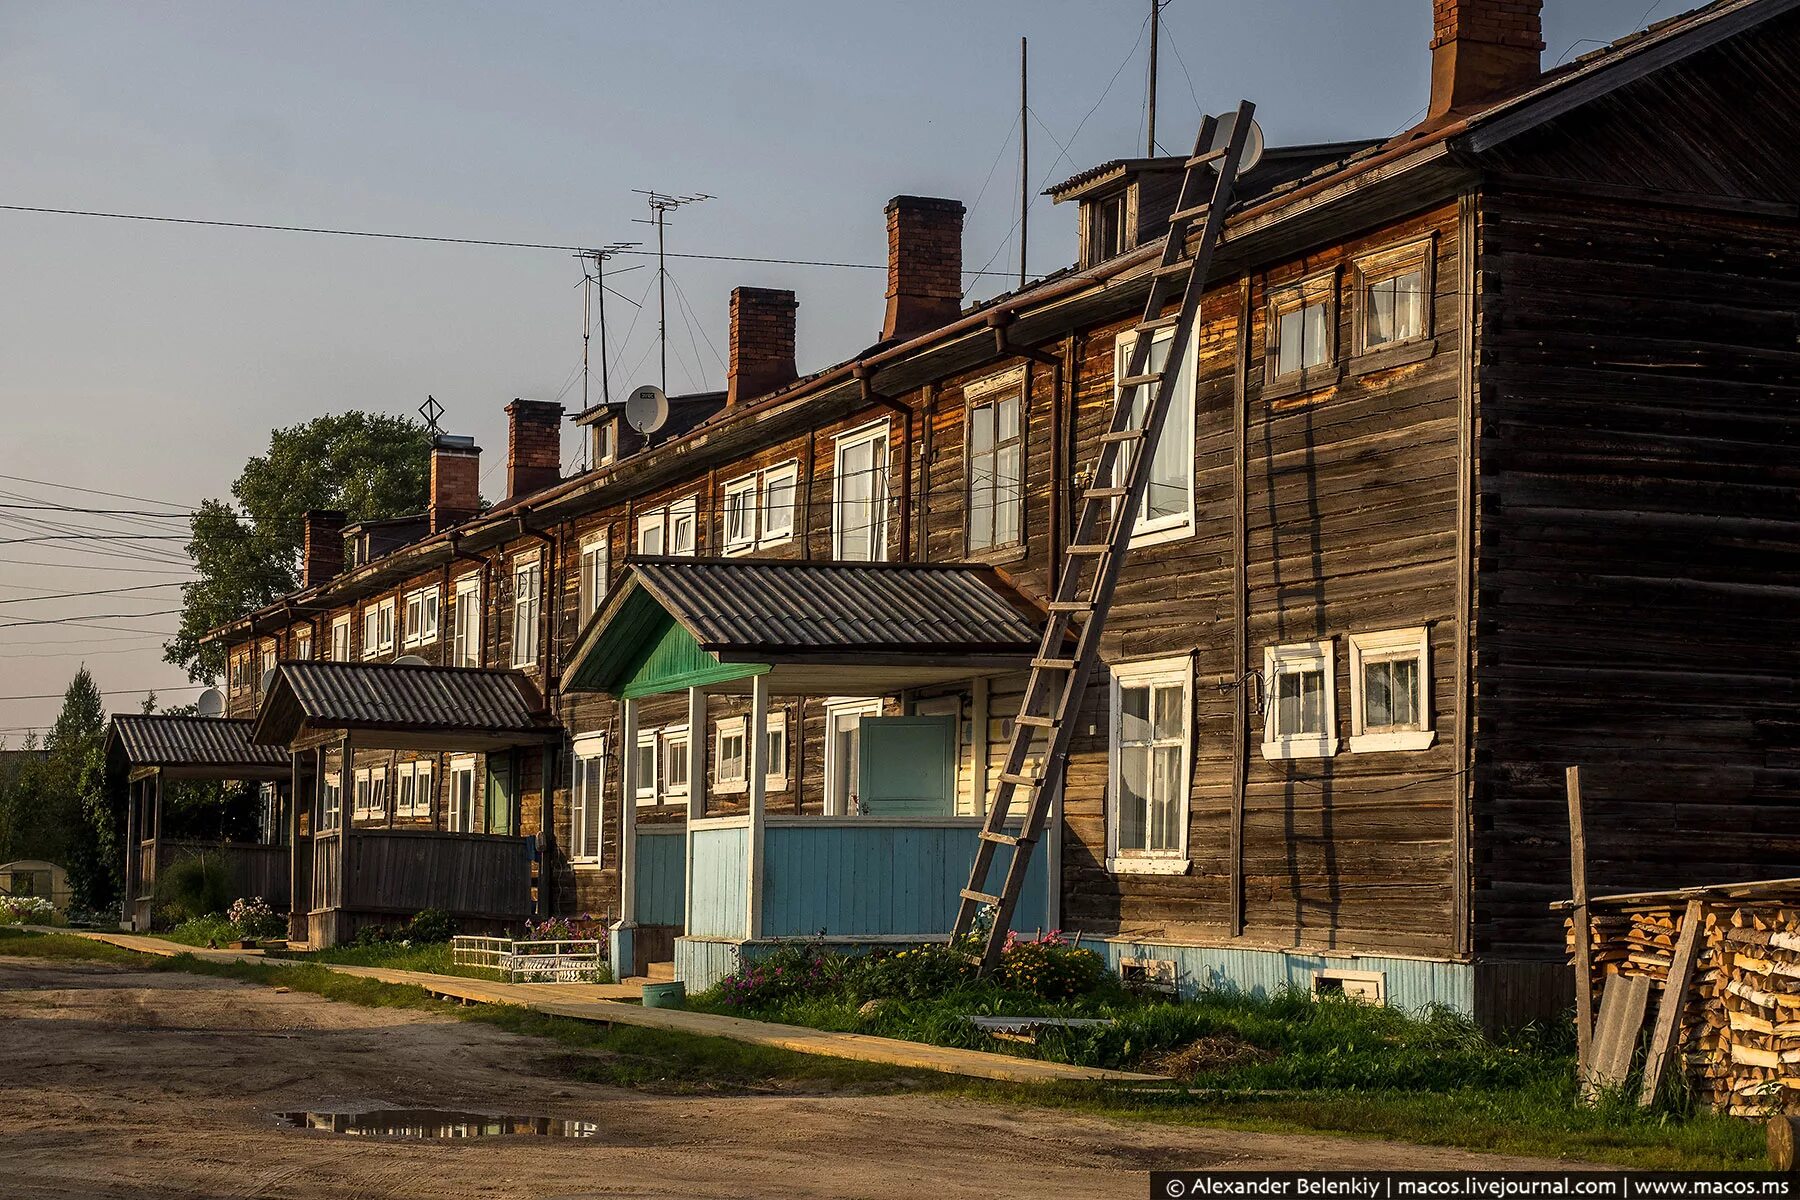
[395,759,433,819]
[823,698,882,815]
[447,756,477,832]
[1348,627,1434,752]
[1263,640,1338,760]
[570,737,604,865]
[1107,657,1191,873]
[318,778,341,833]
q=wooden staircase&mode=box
[950,102,1258,975]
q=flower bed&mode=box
[0,895,55,926]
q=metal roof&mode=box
[251,661,557,749]
[107,715,291,777]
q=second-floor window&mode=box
[966,371,1024,553]
[402,586,440,648]
[257,642,276,690]
[451,575,481,668]
[294,629,312,661]
[1112,328,1195,544]
[361,598,396,660]
[722,463,799,555]
[636,496,698,557]
[833,421,889,562]
[511,555,542,669]
[1268,272,1337,384]
[329,615,351,662]
[1354,240,1433,354]
[578,535,609,622]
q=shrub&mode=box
[226,896,285,941]
[0,895,55,925]
[353,922,396,947]
[850,943,975,1002]
[152,854,232,926]
[168,913,238,947]
[522,913,606,944]
[717,943,851,1009]
[995,930,1104,1000]
[403,908,455,944]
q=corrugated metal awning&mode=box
[251,661,558,750]
[107,715,291,779]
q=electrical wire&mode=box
[0,683,206,703]
[0,582,184,606]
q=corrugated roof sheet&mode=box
[627,558,1047,655]
[255,662,553,745]
[108,715,290,770]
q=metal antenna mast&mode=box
[632,190,712,394]
[1146,0,1161,155]
[575,241,641,415]
[1019,36,1029,290]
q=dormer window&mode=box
[1084,192,1128,266]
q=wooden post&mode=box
[619,698,638,926]
[122,777,139,929]
[972,676,991,814]
[683,686,706,940]
[1639,897,1706,1107]
[1230,273,1251,938]
[746,673,769,942]
[289,752,303,939]
[337,734,353,940]
[1567,765,1594,1080]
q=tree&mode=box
[45,668,112,910]
[164,412,433,681]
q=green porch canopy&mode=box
[561,557,1051,698]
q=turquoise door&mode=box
[857,716,955,817]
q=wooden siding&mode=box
[688,822,749,938]
[634,827,686,926]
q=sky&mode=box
[0,0,1665,735]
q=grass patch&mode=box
[0,927,1766,1168]
[158,915,240,947]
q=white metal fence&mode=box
[450,935,605,984]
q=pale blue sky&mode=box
[0,0,1659,730]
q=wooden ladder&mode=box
[951,101,1257,974]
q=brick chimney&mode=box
[882,196,965,342]
[727,287,799,407]
[504,398,563,499]
[1428,0,1544,119]
[300,510,346,589]
[429,435,481,533]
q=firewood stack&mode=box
[1566,898,1800,1116]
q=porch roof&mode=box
[561,557,1050,698]
[106,714,291,780]
[250,661,561,751]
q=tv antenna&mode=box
[419,395,445,437]
[632,189,712,394]
[573,242,642,418]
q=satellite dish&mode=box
[394,654,429,667]
[624,384,670,437]
[258,669,276,695]
[1206,110,1265,175]
[196,688,226,718]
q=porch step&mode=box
[645,960,676,982]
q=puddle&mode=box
[275,1109,600,1139]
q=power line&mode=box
[0,608,181,630]
[0,684,206,703]
[0,557,194,575]
[0,472,196,510]
[0,202,1039,278]
[0,503,190,519]
[0,582,184,606]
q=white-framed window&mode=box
[395,758,433,819]
[1263,640,1338,760]
[632,729,659,807]
[1107,657,1191,873]
[257,641,276,690]
[447,756,477,832]
[578,534,609,622]
[1354,239,1433,354]
[294,629,312,661]
[722,474,759,554]
[1348,627,1434,752]
[571,735,605,865]
[318,777,341,833]
[1268,272,1337,383]
[637,496,699,557]
[329,614,351,662]
[352,766,387,820]
[511,553,542,669]
[451,574,481,668]
[663,725,690,799]
[761,462,798,547]
[361,597,396,659]
[832,421,889,562]
[823,697,882,815]
[402,586,440,648]
[966,369,1024,553]
[763,709,788,791]
[1112,328,1195,546]
[714,716,748,794]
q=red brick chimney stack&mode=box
[727,287,799,407]
[300,510,346,589]
[882,196,965,343]
[504,399,564,499]
[429,435,481,533]
[1428,0,1544,119]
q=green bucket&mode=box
[641,980,686,1009]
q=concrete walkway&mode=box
[40,929,1167,1087]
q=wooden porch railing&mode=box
[311,828,531,921]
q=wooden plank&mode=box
[1567,765,1595,1078]
[1637,897,1705,1107]
[1587,972,1652,1097]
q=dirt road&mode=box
[0,957,1568,1198]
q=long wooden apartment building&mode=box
[142,0,1800,1024]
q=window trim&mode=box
[822,697,883,816]
[964,368,1027,558]
[1112,328,1197,549]
[402,585,441,648]
[1265,269,1340,394]
[510,551,543,669]
[1081,187,1135,267]
[1351,237,1435,358]
[713,716,749,795]
[663,724,691,799]
[1263,639,1339,760]
[361,597,397,660]
[759,461,799,548]
[578,532,609,622]
[395,758,433,820]
[329,614,352,663]
[637,496,700,558]
[451,573,481,668]
[1106,655,1193,874]
[721,474,760,555]
[570,734,606,865]
[831,420,890,562]
[294,629,313,662]
[353,765,388,821]
[762,709,789,791]
[447,755,478,833]
[1347,626,1435,753]
[632,727,660,807]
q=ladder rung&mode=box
[1151,259,1193,278]
[1168,203,1209,225]
[1117,372,1164,389]
[997,772,1042,789]
[1186,147,1227,168]
[1064,542,1109,556]
[979,830,1024,847]
[1046,600,1091,614]
[1136,314,1181,333]
[1015,714,1056,729]
[1031,656,1076,671]
[1085,486,1130,500]
[1099,428,1147,443]
[961,889,1002,906]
